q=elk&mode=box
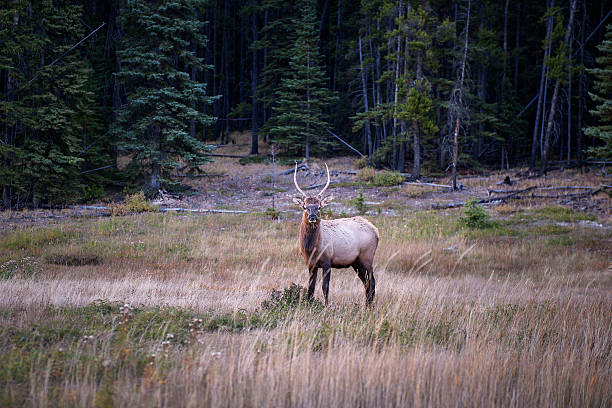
[292,163,379,306]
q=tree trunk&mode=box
[305,50,311,160]
[358,36,371,157]
[452,0,470,191]
[392,0,403,170]
[541,0,577,174]
[514,0,520,94]
[413,51,423,178]
[530,0,554,170]
[223,0,230,144]
[150,125,162,190]
[250,0,259,155]
[502,0,510,98]
[577,0,585,162]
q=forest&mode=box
[1,0,611,206]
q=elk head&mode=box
[292,163,334,223]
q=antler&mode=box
[293,162,307,197]
[318,163,331,197]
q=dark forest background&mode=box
[1,0,611,206]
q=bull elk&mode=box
[292,163,379,306]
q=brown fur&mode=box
[295,196,379,306]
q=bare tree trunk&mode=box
[190,40,197,140]
[223,0,230,144]
[514,0,520,94]
[502,0,510,97]
[452,0,470,191]
[392,0,403,170]
[577,0,585,163]
[305,50,311,160]
[358,35,372,157]
[530,0,554,170]
[567,14,573,164]
[332,0,341,93]
[413,51,423,178]
[541,0,577,174]
[150,125,162,190]
[250,0,259,155]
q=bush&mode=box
[354,156,371,169]
[261,283,322,311]
[357,167,376,183]
[459,199,491,229]
[109,192,158,216]
[373,170,404,186]
[349,188,368,215]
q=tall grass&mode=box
[0,208,611,407]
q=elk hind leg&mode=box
[362,260,375,306]
[352,261,369,304]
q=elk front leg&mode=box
[322,266,331,306]
[307,267,319,300]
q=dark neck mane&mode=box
[300,213,320,256]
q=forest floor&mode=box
[0,133,611,407]
[1,131,611,231]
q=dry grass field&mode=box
[1,193,611,407]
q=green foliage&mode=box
[262,0,337,157]
[114,0,217,189]
[585,24,612,159]
[0,228,76,251]
[459,199,491,229]
[373,170,404,186]
[0,0,100,205]
[350,188,368,215]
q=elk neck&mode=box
[300,211,320,256]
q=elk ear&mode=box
[292,196,305,208]
[320,194,334,208]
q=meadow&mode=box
[0,203,611,407]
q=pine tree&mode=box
[585,24,612,159]
[0,0,94,206]
[264,0,336,159]
[115,0,217,190]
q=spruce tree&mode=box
[115,0,216,190]
[264,0,336,159]
[585,24,612,159]
[0,0,93,206]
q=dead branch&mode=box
[404,182,452,189]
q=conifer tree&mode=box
[0,0,93,206]
[585,24,612,159]
[115,0,216,190]
[264,0,336,159]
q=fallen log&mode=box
[404,182,452,189]
[203,153,250,158]
[432,186,537,209]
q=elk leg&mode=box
[364,263,376,306]
[353,261,369,303]
[307,267,318,300]
[353,262,366,286]
[322,266,331,306]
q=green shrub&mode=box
[459,199,491,229]
[349,188,368,215]
[373,170,404,186]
